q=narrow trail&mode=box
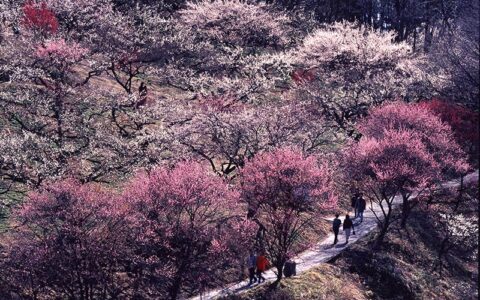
[190,171,479,300]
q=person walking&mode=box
[332,214,342,245]
[343,214,355,243]
[256,251,269,283]
[351,193,358,218]
[357,193,366,223]
[283,255,296,278]
[247,251,257,285]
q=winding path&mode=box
[190,171,479,300]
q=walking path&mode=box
[190,171,479,300]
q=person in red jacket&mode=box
[255,251,269,283]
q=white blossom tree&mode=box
[291,22,428,137]
[163,0,294,102]
[0,0,172,196]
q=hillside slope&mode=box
[224,204,478,300]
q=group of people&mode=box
[244,193,367,287]
[332,192,367,245]
[246,251,270,285]
[351,192,367,222]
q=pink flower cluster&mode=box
[36,39,89,62]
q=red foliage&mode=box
[418,99,479,157]
[22,1,59,34]
[291,68,316,84]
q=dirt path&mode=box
[190,171,479,300]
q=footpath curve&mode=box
[190,171,479,300]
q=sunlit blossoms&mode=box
[291,22,427,136]
[0,0,477,298]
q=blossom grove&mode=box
[0,0,478,299]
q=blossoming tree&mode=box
[291,22,427,136]
[168,0,293,102]
[0,0,171,195]
[239,147,337,281]
[0,179,132,299]
[123,162,256,299]
[171,100,335,176]
[344,102,469,246]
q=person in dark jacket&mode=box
[246,251,257,285]
[343,214,355,243]
[332,214,342,245]
[351,193,359,217]
[357,193,367,223]
[283,255,296,278]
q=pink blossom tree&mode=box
[0,179,132,299]
[123,162,256,299]
[358,101,470,180]
[344,102,469,245]
[239,147,337,281]
[344,130,442,245]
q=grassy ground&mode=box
[220,263,370,300]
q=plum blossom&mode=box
[240,147,337,280]
[123,162,256,298]
[36,39,89,62]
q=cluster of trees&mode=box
[0,0,475,193]
[0,99,471,298]
[0,148,337,299]
[0,0,477,298]
[0,0,427,194]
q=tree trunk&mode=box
[424,15,433,52]
[374,221,389,249]
[169,264,187,300]
[413,28,417,52]
[400,193,410,228]
[275,263,284,282]
[374,196,393,248]
[435,236,449,274]
[169,278,182,300]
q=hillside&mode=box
[223,192,479,300]
[1,1,478,299]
